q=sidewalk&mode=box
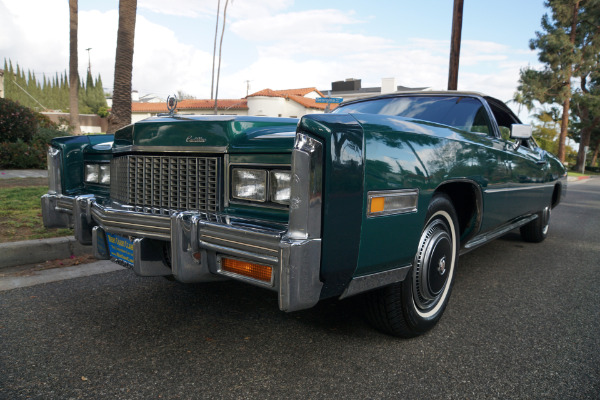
[0,169,48,179]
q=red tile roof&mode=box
[130,87,338,113]
[131,99,248,113]
[248,87,325,98]
[247,87,337,111]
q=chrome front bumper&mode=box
[40,133,325,312]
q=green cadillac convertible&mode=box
[41,92,567,337]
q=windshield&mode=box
[334,96,492,134]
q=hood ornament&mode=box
[166,95,178,117]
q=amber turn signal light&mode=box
[221,258,272,283]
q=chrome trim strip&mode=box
[339,264,412,299]
[286,133,323,240]
[91,204,172,240]
[47,146,62,195]
[201,234,279,254]
[462,214,537,253]
[366,189,419,218]
[279,132,324,311]
[484,183,555,194]
[112,145,228,153]
[203,242,279,265]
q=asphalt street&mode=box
[1,178,599,399]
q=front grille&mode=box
[110,155,220,214]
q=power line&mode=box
[12,80,48,111]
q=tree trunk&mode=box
[214,0,229,115]
[210,0,220,100]
[574,104,593,173]
[69,0,81,135]
[558,96,571,163]
[557,0,581,164]
[107,0,137,134]
[590,137,600,167]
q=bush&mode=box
[0,99,70,169]
[0,140,47,169]
[0,98,38,143]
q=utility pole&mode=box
[448,0,463,90]
[86,48,92,75]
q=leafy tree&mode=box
[515,0,599,166]
[532,107,562,154]
[108,0,137,133]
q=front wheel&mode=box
[520,206,551,243]
[364,194,460,338]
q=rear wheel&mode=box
[520,206,551,243]
[364,194,459,337]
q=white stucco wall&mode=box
[248,96,325,118]
[248,96,286,117]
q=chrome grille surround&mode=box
[110,155,221,215]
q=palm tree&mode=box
[108,0,137,133]
[210,0,221,100]
[69,0,81,134]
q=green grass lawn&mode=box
[569,170,599,177]
[0,184,72,242]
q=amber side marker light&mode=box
[370,197,385,213]
[221,258,272,283]
[367,189,419,217]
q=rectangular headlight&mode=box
[232,168,267,202]
[270,170,291,205]
[84,164,100,183]
[85,163,110,185]
[99,164,110,185]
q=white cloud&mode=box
[1,0,541,119]
[138,0,214,18]
[1,1,68,77]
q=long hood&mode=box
[113,115,299,154]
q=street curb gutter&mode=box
[0,236,91,269]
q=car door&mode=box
[485,98,550,221]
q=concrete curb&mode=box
[0,236,91,269]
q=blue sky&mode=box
[1,0,548,118]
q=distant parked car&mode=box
[42,91,567,337]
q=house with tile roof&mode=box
[246,87,337,118]
[130,86,337,123]
[131,99,249,123]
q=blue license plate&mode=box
[106,233,134,266]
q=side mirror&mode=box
[510,124,532,140]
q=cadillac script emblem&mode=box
[186,136,206,143]
[166,95,178,116]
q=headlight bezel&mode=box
[228,165,291,209]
